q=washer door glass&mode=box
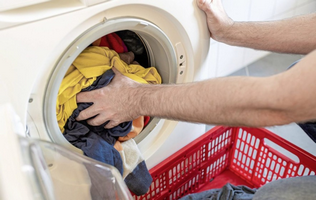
[26,138,133,200]
[0,104,132,200]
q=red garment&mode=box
[92,33,128,53]
[144,116,150,127]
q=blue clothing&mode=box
[298,122,316,142]
[125,160,152,195]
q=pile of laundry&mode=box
[56,31,159,196]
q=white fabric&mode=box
[119,139,144,179]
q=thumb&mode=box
[196,0,212,11]
[112,66,123,76]
[196,0,207,9]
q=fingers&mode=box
[76,104,100,121]
[86,112,110,126]
[76,105,117,128]
[76,104,121,128]
[77,90,94,103]
[196,0,212,11]
[112,66,122,76]
[104,120,120,129]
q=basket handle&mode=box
[236,127,316,167]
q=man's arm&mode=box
[197,0,316,54]
[76,50,316,129]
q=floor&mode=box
[207,52,316,158]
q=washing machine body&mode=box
[0,0,212,170]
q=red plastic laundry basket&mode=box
[132,126,316,200]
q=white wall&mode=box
[207,0,316,77]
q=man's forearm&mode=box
[221,13,316,54]
[137,76,293,127]
[138,50,316,127]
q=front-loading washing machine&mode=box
[0,0,213,198]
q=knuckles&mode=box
[106,120,120,129]
[77,112,86,121]
[88,118,102,126]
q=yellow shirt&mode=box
[57,46,161,133]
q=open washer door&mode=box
[0,104,133,200]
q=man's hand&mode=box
[197,0,316,53]
[196,0,234,42]
[76,67,141,129]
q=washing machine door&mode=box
[0,104,133,200]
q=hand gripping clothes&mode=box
[57,46,161,133]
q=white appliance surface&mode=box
[0,0,212,174]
